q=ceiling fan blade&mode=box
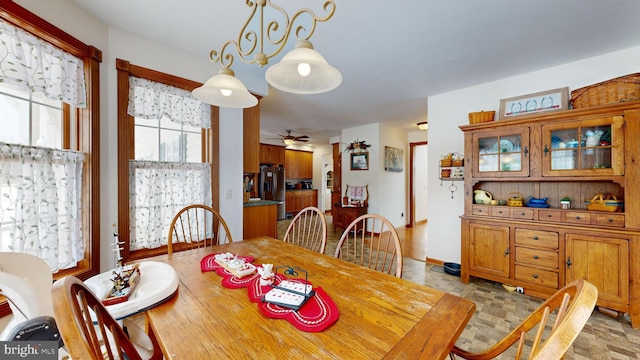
[294,135,309,139]
[295,138,309,142]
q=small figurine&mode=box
[258,264,275,286]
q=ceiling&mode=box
[73,0,640,146]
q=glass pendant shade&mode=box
[193,67,258,108]
[283,138,295,146]
[417,122,428,131]
[265,40,342,94]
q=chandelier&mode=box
[193,0,342,109]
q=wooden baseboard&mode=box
[425,257,444,266]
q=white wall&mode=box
[427,45,640,264]
[413,144,428,222]
[340,123,408,228]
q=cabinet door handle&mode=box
[575,216,581,220]
[533,255,539,259]
[608,218,614,222]
[523,147,529,156]
[533,236,539,240]
[532,274,539,279]
[566,257,572,268]
[543,145,549,154]
[504,248,510,256]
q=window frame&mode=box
[0,0,102,315]
[116,59,220,261]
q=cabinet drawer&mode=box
[490,206,511,218]
[515,247,559,269]
[511,208,534,220]
[538,209,562,222]
[515,265,559,289]
[595,213,625,227]
[514,229,559,249]
[472,205,490,216]
[565,211,592,225]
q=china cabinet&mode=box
[460,100,640,328]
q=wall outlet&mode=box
[225,189,232,199]
[516,286,524,294]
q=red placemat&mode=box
[258,286,340,332]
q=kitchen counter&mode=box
[285,188,317,191]
[243,199,280,207]
[243,201,278,239]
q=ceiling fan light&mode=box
[297,62,311,77]
[283,138,295,146]
[265,40,342,95]
[192,67,258,108]
[417,122,428,131]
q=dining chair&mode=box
[52,275,162,360]
[167,204,232,254]
[282,206,327,253]
[449,279,598,360]
[334,213,403,278]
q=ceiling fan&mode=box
[279,130,309,145]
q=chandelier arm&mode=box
[208,0,336,68]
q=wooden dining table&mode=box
[142,237,475,359]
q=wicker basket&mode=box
[440,168,451,178]
[440,159,452,167]
[570,73,640,109]
[468,111,495,124]
[507,192,523,207]
[584,193,624,212]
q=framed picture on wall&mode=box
[350,152,369,171]
[499,87,569,119]
[384,146,403,172]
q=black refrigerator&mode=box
[260,165,286,220]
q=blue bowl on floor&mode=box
[443,262,461,276]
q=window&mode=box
[117,60,219,260]
[0,2,101,279]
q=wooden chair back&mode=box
[334,214,403,278]
[282,206,327,253]
[167,204,232,254]
[450,279,598,360]
[343,184,368,207]
[52,275,161,360]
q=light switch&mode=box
[225,189,232,199]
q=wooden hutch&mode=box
[459,100,640,328]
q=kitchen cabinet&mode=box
[243,203,277,239]
[285,190,317,214]
[260,143,285,166]
[460,101,640,328]
[284,149,313,179]
[243,103,260,174]
[465,222,510,279]
[565,232,629,309]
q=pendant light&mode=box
[192,68,258,108]
[265,40,342,94]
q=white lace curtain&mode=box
[129,160,211,250]
[0,19,86,108]
[128,76,211,128]
[0,143,85,272]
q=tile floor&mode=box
[278,216,640,359]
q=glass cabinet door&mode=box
[542,116,624,176]
[472,129,530,177]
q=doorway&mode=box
[409,141,428,227]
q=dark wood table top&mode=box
[143,237,475,359]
